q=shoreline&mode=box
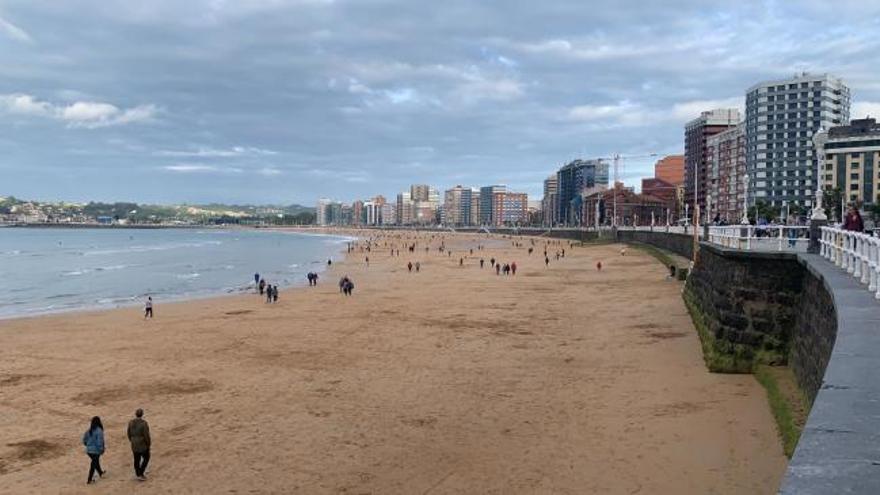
[0,228,359,322]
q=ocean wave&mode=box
[83,240,223,256]
[176,273,200,280]
[62,269,92,276]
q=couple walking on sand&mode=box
[82,408,151,484]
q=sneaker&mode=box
[137,475,147,481]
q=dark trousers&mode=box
[145,308,152,318]
[87,453,103,482]
[133,450,150,477]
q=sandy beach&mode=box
[0,232,786,494]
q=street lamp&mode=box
[811,127,828,221]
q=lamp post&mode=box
[811,127,828,221]
[808,126,829,254]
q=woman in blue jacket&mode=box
[82,416,106,484]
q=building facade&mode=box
[745,73,850,208]
[443,186,476,226]
[479,185,506,225]
[582,185,666,227]
[707,123,747,223]
[640,177,678,223]
[820,118,880,206]
[654,155,685,185]
[396,192,413,225]
[542,175,558,226]
[316,198,332,226]
[684,109,740,215]
[491,192,528,226]
[556,159,609,225]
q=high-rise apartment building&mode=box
[479,185,506,225]
[351,200,364,226]
[491,191,528,226]
[745,73,850,207]
[380,203,396,225]
[684,109,740,215]
[443,185,476,226]
[316,198,332,226]
[819,118,880,207]
[542,175,558,226]
[410,184,431,202]
[654,155,685,186]
[707,123,747,223]
[396,192,413,225]
[556,159,609,225]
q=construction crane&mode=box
[594,153,659,227]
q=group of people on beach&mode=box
[254,273,279,303]
[82,408,151,484]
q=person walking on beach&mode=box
[82,416,106,484]
[259,279,266,296]
[545,256,550,268]
[365,256,370,267]
[511,262,517,275]
[254,273,260,287]
[127,409,151,481]
[328,259,332,267]
[272,285,279,303]
[415,262,420,272]
[490,258,495,268]
[496,264,501,275]
[266,285,273,303]
[408,262,413,273]
[480,258,485,268]
[144,297,153,319]
[459,257,463,267]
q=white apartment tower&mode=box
[745,73,850,208]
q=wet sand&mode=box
[0,232,786,494]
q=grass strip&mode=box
[754,365,805,458]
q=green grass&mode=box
[754,365,806,458]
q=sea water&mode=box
[0,228,351,319]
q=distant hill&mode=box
[0,196,316,225]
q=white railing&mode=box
[707,225,811,252]
[819,226,880,300]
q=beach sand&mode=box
[0,232,786,494]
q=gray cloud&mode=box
[1,0,879,204]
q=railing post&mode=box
[809,219,827,255]
[861,234,870,285]
[854,234,863,279]
[868,237,878,292]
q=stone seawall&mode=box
[610,230,880,492]
[683,244,803,372]
[614,229,695,259]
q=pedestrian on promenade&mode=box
[843,205,864,232]
[82,416,106,484]
[127,409,151,481]
[144,297,153,319]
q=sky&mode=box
[2,0,880,205]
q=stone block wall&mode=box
[615,230,694,259]
[790,261,837,403]
[683,243,804,372]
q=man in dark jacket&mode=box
[127,408,151,481]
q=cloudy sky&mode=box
[2,0,880,205]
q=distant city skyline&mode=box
[2,1,880,204]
